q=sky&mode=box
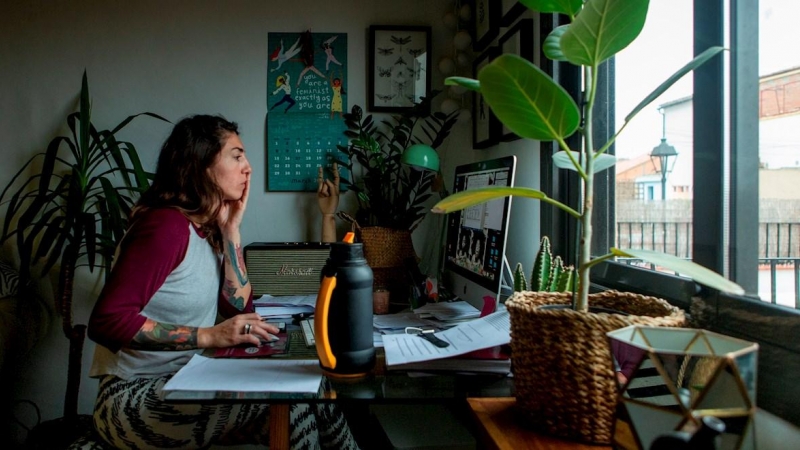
[613,0,800,160]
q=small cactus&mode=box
[513,262,528,292]
[513,236,576,293]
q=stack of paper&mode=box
[372,312,446,349]
[254,294,315,319]
[382,309,511,374]
[388,345,511,374]
[412,300,481,321]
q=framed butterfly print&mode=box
[473,46,501,149]
[472,0,501,52]
[368,25,431,113]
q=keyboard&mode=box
[300,318,315,347]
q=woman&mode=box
[329,73,344,120]
[85,115,358,449]
[271,71,296,113]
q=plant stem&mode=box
[576,63,599,313]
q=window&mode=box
[564,0,800,425]
[613,0,695,271]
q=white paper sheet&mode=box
[382,309,510,366]
[253,294,317,307]
[255,305,313,318]
[162,354,323,393]
[372,312,440,330]
[412,300,480,320]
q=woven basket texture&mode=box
[506,290,686,444]
[358,227,416,269]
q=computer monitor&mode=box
[442,155,517,311]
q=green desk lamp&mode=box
[401,144,440,172]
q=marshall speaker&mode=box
[244,242,331,296]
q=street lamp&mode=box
[650,109,678,200]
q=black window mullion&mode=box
[729,0,760,294]
[693,0,726,276]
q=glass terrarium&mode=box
[607,325,758,450]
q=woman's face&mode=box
[209,133,251,201]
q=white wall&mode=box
[0,0,542,442]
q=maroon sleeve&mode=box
[87,208,189,352]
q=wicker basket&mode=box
[506,290,686,445]
[358,226,417,269]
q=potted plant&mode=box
[336,93,457,293]
[0,70,168,443]
[433,0,744,444]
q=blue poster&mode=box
[267,31,349,191]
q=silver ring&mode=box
[244,323,251,335]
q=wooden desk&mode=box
[467,397,622,449]
[467,397,800,450]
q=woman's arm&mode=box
[129,313,277,350]
[217,178,252,313]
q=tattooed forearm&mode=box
[129,318,198,350]
[226,240,249,286]
[222,279,246,310]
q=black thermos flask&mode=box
[314,232,376,376]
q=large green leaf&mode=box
[520,0,583,16]
[552,150,617,173]
[543,25,569,61]
[445,76,480,92]
[624,46,725,123]
[479,54,580,141]
[432,186,580,219]
[561,0,649,66]
[612,248,745,295]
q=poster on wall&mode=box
[266,31,349,192]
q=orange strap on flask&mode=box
[315,275,337,370]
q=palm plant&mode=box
[434,0,744,311]
[0,71,168,419]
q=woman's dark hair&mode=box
[133,114,239,251]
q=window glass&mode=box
[757,0,800,309]
[613,1,695,268]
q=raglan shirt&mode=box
[88,208,254,380]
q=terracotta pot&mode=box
[506,290,686,445]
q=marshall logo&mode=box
[275,265,315,276]
[245,242,330,295]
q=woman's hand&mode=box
[197,312,279,348]
[317,163,339,215]
[218,177,250,235]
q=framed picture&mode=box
[473,0,501,52]
[368,25,431,113]
[498,18,534,142]
[501,0,527,27]
[473,46,501,149]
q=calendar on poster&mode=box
[266,31,349,191]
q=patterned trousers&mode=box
[72,375,360,450]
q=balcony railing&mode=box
[616,221,800,309]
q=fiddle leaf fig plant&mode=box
[433,0,744,312]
